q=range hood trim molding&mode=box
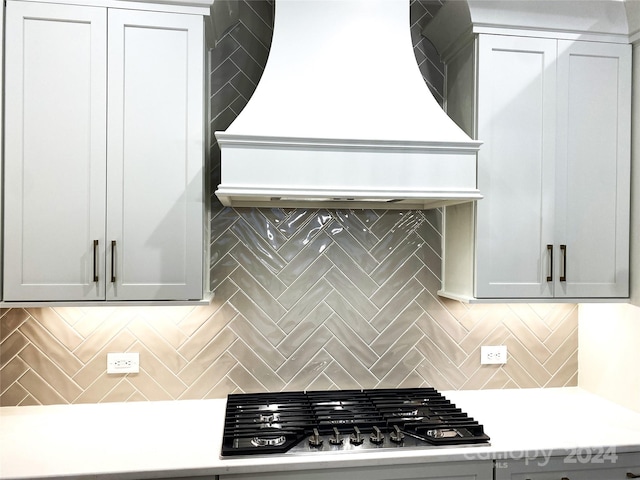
[215,186,482,210]
[216,133,483,154]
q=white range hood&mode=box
[214,0,482,210]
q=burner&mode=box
[257,413,282,428]
[251,435,287,447]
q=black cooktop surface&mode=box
[221,387,490,457]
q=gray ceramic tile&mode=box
[277,212,334,262]
[370,302,423,355]
[0,309,29,342]
[370,326,423,379]
[324,243,378,296]
[277,256,333,309]
[324,292,378,344]
[228,291,285,345]
[230,266,286,322]
[371,278,424,331]
[276,325,332,382]
[323,267,378,319]
[228,340,286,391]
[228,315,287,369]
[324,315,378,368]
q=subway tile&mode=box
[324,243,378,296]
[324,291,378,344]
[372,340,423,381]
[277,284,333,335]
[0,356,29,394]
[179,352,237,400]
[371,278,424,332]
[230,267,286,322]
[18,370,67,405]
[19,321,83,377]
[101,381,137,403]
[228,291,285,345]
[228,316,287,369]
[277,326,332,382]
[370,302,423,355]
[324,268,378,319]
[0,308,29,342]
[325,316,378,368]
[227,364,269,394]
[26,308,83,351]
[126,370,173,402]
[1,382,29,407]
[18,345,82,403]
[276,248,333,296]
[0,331,29,369]
[282,350,333,391]
[323,361,362,391]
[230,243,287,297]
[277,213,333,263]
[178,328,237,385]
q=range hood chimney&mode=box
[214,0,482,210]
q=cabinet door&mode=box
[495,452,640,480]
[554,40,631,298]
[219,460,493,480]
[475,35,557,298]
[3,1,107,301]
[106,9,203,300]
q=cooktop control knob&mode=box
[369,426,384,444]
[329,427,343,445]
[350,426,364,445]
[308,428,323,447]
[390,425,405,443]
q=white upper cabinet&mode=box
[424,1,631,302]
[3,0,205,302]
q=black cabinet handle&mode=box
[547,244,553,282]
[93,240,99,282]
[111,240,116,283]
[627,473,640,479]
[560,244,567,282]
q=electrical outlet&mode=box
[107,352,139,374]
[480,345,507,365]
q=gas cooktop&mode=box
[221,387,490,457]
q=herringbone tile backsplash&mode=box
[0,1,578,406]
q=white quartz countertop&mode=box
[1,387,639,479]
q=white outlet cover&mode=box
[480,345,507,365]
[106,352,140,374]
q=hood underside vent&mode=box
[214,0,482,210]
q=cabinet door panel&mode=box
[219,460,493,480]
[475,35,557,298]
[495,452,640,480]
[3,1,107,301]
[555,41,631,298]
[106,9,203,300]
